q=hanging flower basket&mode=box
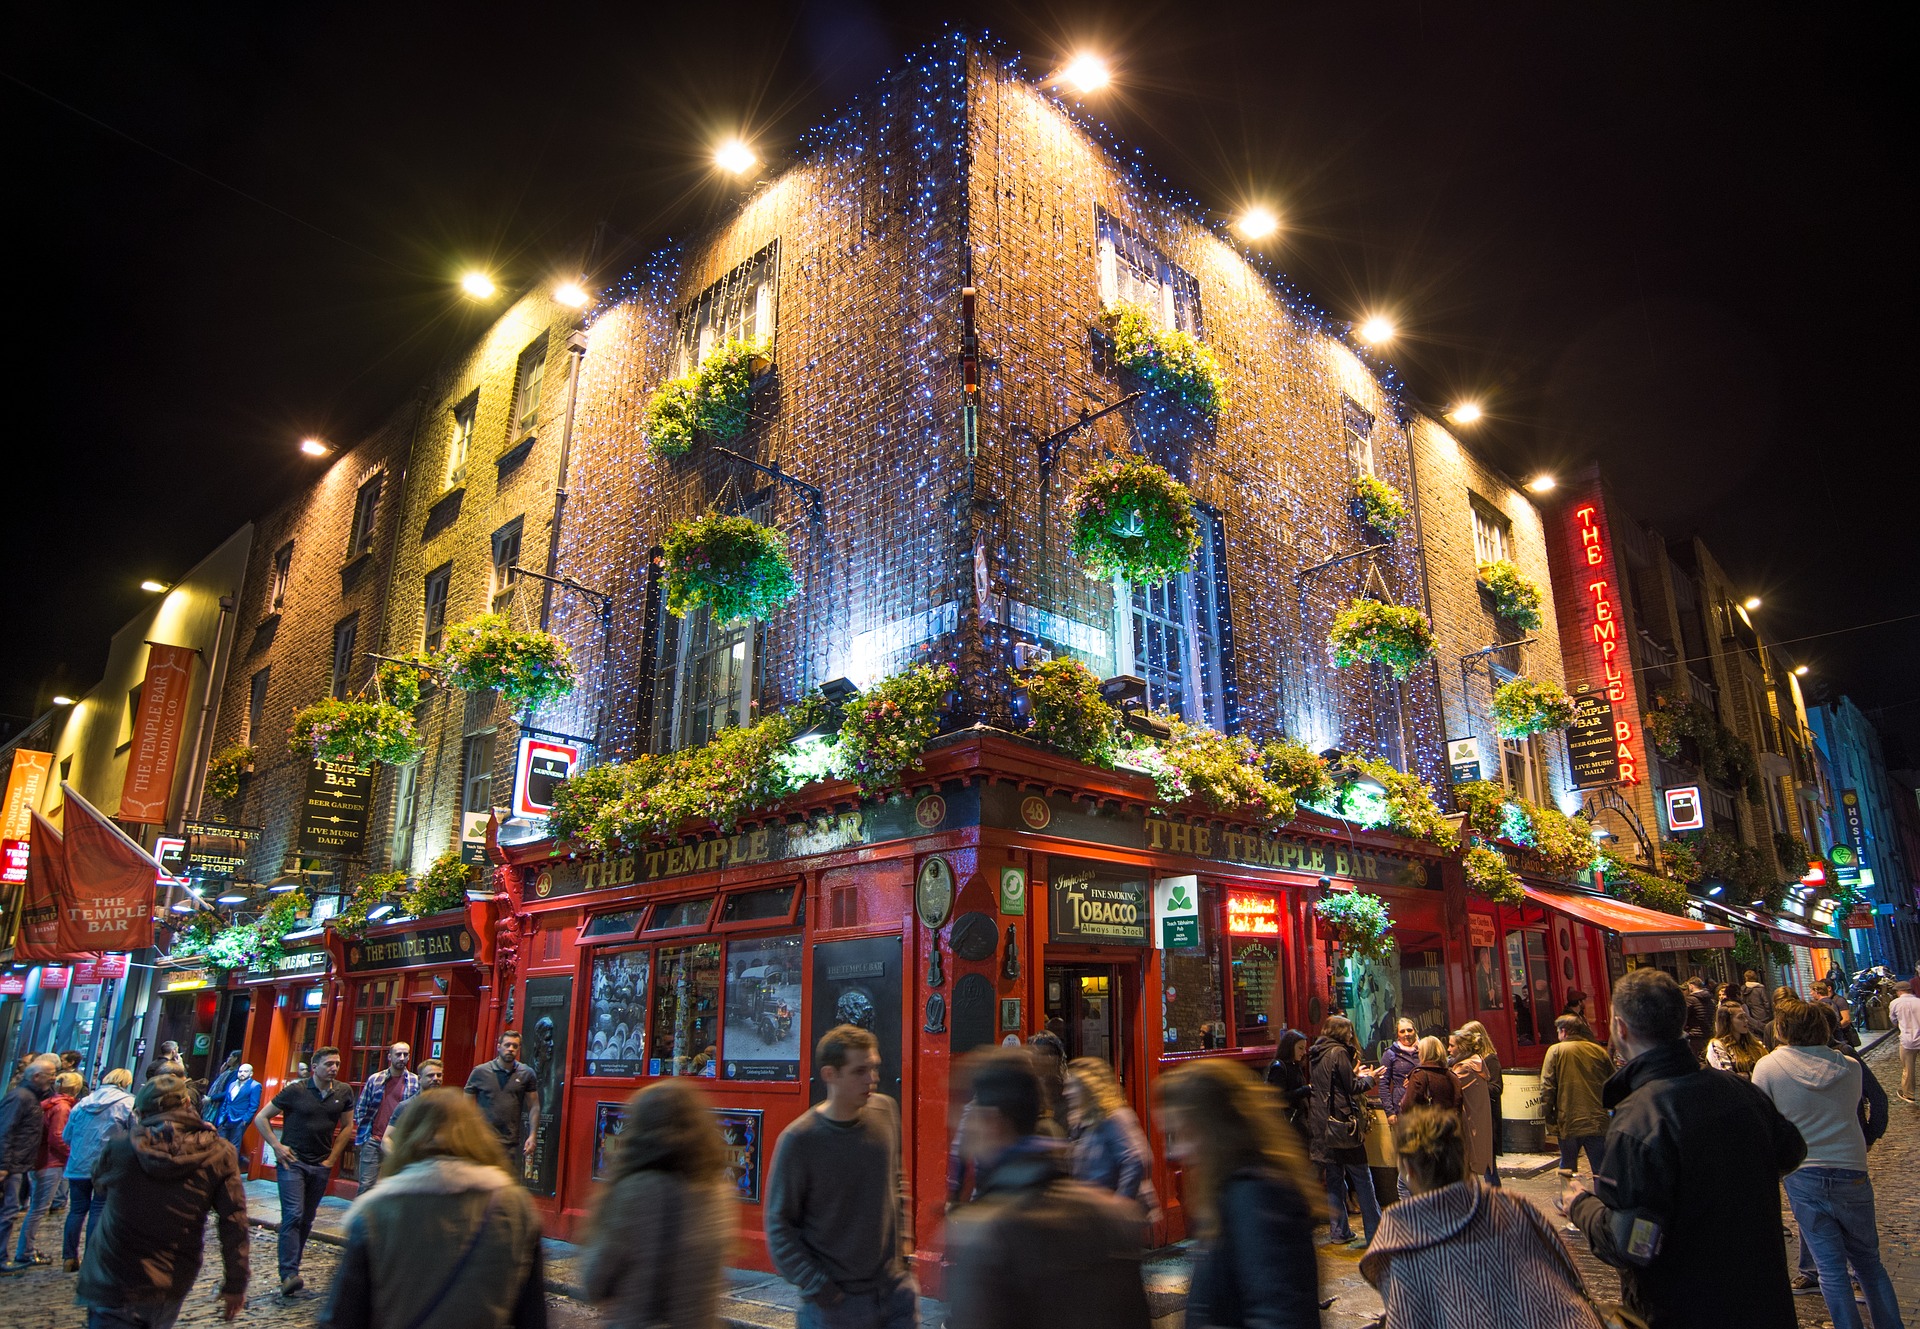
[404,849,476,918]
[1353,473,1410,540]
[375,654,436,710]
[643,338,768,459]
[1492,677,1577,738]
[289,697,423,766]
[1018,658,1118,767]
[204,744,254,803]
[663,512,800,622]
[1314,891,1395,962]
[1099,304,1226,419]
[1329,599,1436,678]
[1462,843,1524,905]
[1478,560,1544,630]
[439,615,576,708]
[1067,457,1200,586]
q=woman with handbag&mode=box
[318,1088,547,1329]
[1446,1032,1496,1186]
[1308,1015,1382,1250]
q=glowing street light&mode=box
[460,271,497,299]
[1794,664,1810,677]
[554,280,591,309]
[714,139,757,174]
[1744,595,1762,611]
[52,695,77,706]
[1527,474,1557,494]
[1238,206,1280,240]
[1357,316,1395,345]
[140,580,168,594]
[1449,401,1483,424]
[1061,54,1111,93]
[300,438,330,457]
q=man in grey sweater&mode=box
[766,1025,916,1329]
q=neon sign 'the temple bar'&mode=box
[1572,502,1642,785]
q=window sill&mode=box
[257,611,282,629]
[340,549,374,574]
[496,434,537,472]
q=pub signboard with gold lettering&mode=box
[297,759,372,856]
[345,919,475,974]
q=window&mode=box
[422,564,452,652]
[1112,506,1232,729]
[648,942,721,1076]
[124,685,143,745]
[721,932,802,1080]
[1471,498,1511,568]
[670,243,778,378]
[59,755,73,784]
[330,615,359,700]
[347,475,383,557]
[1505,927,1553,1047]
[490,518,524,613]
[348,979,400,1083]
[1499,732,1543,805]
[1342,397,1375,477]
[390,761,419,871]
[245,668,270,744]
[462,733,496,817]
[513,339,547,440]
[586,946,650,1076]
[269,543,294,612]
[446,396,476,489]
[1095,208,1203,335]
[720,885,796,925]
[645,897,715,932]
[655,606,756,752]
[1162,890,1227,1053]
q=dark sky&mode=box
[9,3,1916,757]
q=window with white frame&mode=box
[512,339,546,440]
[348,475,382,557]
[490,518,523,613]
[446,396,476,489]
[655,608,755,752]
[1095,208,1203,335]
[390,761,419,871]
[1499,731,1544,805]
[1471,497,1511,568]
[269,542,294,612]
[330,614,359,700]
[1111,506,1232,730]
[1342,397,1375,477]
[670,243,777,379]
[422,564,452,653]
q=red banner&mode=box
[38,965,71,990]
[0,973,26,996]
[1,838,27,886]
[14,811,82,961]
[2,749,53,841]
[57,785,158,953]
[119,643,197,825]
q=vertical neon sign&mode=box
[1574,504,1640,784]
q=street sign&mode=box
[513,737,580,819]
[1446,737,1482,784]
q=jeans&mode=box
[276,1158,332,1279]
[796,1274,920,1329]
[356,1141,384,1190]
[13,1165,61,1260]
[1558,1135,1604,1175]
[1324,1160,1381,1242]
[85,1298,187,1329]
[0,1171,29,1263]
[217,1118,249,1161]
[64,1177,102,1262]
[1781,1167,1905,1329]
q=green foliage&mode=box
[1261,738,1336,808]
[1599,852,1693,917]
[1315,891,1395,962]
[1099,303,1226,418]
[1353,473,1410,539]
[1477,560,1545,631]
[1644,688,1762,800]
[1451,780,1510,839]
[1452,780,1595,879]
[1066,457,1200,586]
[1492,677,1577,738]
[1773,833,1814,875]
[1123,717,1301,826]
[1463,844,1524,905]
[1329,600,1436,679]
[1659,837,1703,884]
[545,761,632,849]
[1332,757,1459,848]
[182,891,310,971]
[404,850,475,918]
[439,615,577,709]
[643,337,766,458]
[289,697,422,766]
[1729,929,1789,974]
[375,654,435,709]
[1680,830,1787,911]
[333,871,409,936]
[204,745,254,803]
[835,664,953,799]
[663,512,800,623]
[168,912,220,960]
[1019,658,1118,766]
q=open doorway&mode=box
[1044,963,1124,1070]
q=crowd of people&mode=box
[1,966,1914,1329]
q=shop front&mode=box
[334,907,492,1087]
[231,939,333,1175]
[1699,900,1844,995]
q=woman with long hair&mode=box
[1378,1019,1421,1122]
[1309,1014,1382,1249]
[1457,1021,1503,1186]
[1446,1031,1496,1187]
[1395,1038,1462,1201]
[583,1081,736,1329]
[1264,1029,1312,1147]
[1158,1058,1323,1328]
[1707,1002,1768,1077]
[318,1088,546,1329]
[1064,1057,1160,1218]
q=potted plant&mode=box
[1477,559,1544,630]
[1067,456,1200,586]
[1099,304,1226,419]
[1462,843,1524,905]
[643,337,769,459]
[663,512,800,622]
[1328,599,1436,678]
[1352,473,1410,540]
[1314,890,1395,962]
[289,697,423,766]
[1491,676,1577,737]
[204,744,255,803]
[438,615,577,709]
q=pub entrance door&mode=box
[1044,963,1126,1070]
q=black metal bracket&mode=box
[1034,392,1144,476]
[509,566,612,626]
[709,446,825,522]
[1581,783,1661,873]
[518,723,599,748]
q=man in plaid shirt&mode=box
[351,1043,418,1191]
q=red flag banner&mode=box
[2,749,54,841]
[57,784,158,953]
[14,810,81,961]
[119,643,197,825]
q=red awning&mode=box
[1699,900,1843,950]
[1521,882,1735,954]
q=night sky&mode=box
[9,4,1915,756]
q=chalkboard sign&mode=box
[1567,693,1620,788]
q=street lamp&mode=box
[52,695,76,706]
[1449,401,1483,424]
[1743,595,1762,611]
[300,438,330,457]
[1061,54,1111,93]
[1527,474,1557,494]
[1357,315,1395,345]
[1794,664,1810,677]
[460,271,497,299]
[554,280,591,309]
[140,580,169,593]
[1237,206,1280,240]
[714,139,757,174]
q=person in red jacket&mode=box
[9,1072,80,1266]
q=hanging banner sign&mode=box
[57,785,158,952]
[38,965,72,990]
[183,820,262,880]
[1,750,54,842]
[296,760,371,856]
[0,973,26,997]
[1,838,28,886]
[119,644,198,825]
[1567,692,1621,788]
[461,811,491,867]
[513,738,580,819]
[1446,737,1482,785]
[15,813,80,962]
[1152,875,1200,949]
[1664,786,1704,833]
[1839,790,1865,850]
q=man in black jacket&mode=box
[946,1049,1150,1329]
[1570,969,1806,1329]
[0,1053,56,1272]
[1680,977,1715,1065]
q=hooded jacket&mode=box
[584,1166,734,1329]
[63,1083,135,1180]
[0,1078,47,1172]
[1307,1035,1373,1164]
[1360,1179,1602,1329]
[319,1157,546,1329]
[35,1091,75,1171]
[1751,1044,1867,1172]
[945,1138,1152,1329]
[77,1104,248,1306]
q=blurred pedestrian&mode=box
[1681,977,1715,1064]
[1308,1015,1380,1250]
[1378,1019,1420,1123]
[206,1053,242,1107]
[1446,1032,1496,1191]
[351,1042,418,1192]
[1394,1038,1459,1201]
[253,1045,355,1295]
[1264,1029,1312,1147]
[1812,979,1859,1049]
[8,1070,80,1267]
[1568,968,1805,1329]
[75,1073,248,1325]
[1539,1016,1613,1203]
[0,1052,56,1272]
[1742,968,1776,1046]
[382,1059,445,1151]
[1026,1032,1069,1139]
[465,1031,540,1166]
[1458,1021,1503,1185]
[60,1068,134,1271]
[1158,1058,1321,1329]
[1889,981,1920,1103]
[318,1088,546,1329]
[1361,1107,1602,1329]
[584,1081,735,1329]
[1752,1000,1904,1329]
[1788,1002,1888,1292]
[1707,1003,1767,1078]
[211,1063,261,1160]
[947,1049,1152,1329]
[766,1025,916,1329]
[1063,1057,1159,1219]
[59,1051,86,1091]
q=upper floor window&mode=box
[390,760,420,872]
[490,518,524,613]
[348,475,383,557]
[654,609,756,753]
[269,542,294,612]
[1095,208,1202,335]
[513,339,547,441]
[670,243,778,379]
[423,564,452,653]
[462,732,496,815]
[1499,731,1544,805]
[446,396,477,490]
[1471,498,1511,568]
[330,615,359,700]
[1112,506,1233,731]
[1342,397,1375,478]
[245,667,270,744]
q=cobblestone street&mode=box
[4,1035,1912,1328]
